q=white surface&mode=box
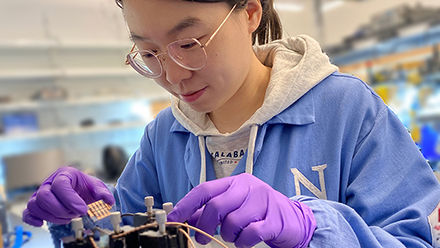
[8,202,51,247]
[0,121,150,142]
[192,235,270,248]
[0,93,169,112]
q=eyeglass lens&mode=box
[168,39,207,70]
[127,38,207,78]
[135,51,162,76]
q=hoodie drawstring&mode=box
[198,124,259,185]
[198,136,207,184]
[245,124,259,175]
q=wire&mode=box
[110,220,229,248]
[179,228,196,248]
[166,222,229,248]
[92,226,113,235]
[111,222,158,239]
[88,236,99,248]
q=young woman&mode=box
[23,0,440,247]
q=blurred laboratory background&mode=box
[1,0,440,246]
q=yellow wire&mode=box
[166,222,229,248]
[109,220,229,248]
[88,236,99,248]
[111,222,158,239]
[179,228,196,248]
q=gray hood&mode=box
[171,35,339,136]
[170,35,338,183]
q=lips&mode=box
[179,87,207,103]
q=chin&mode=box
[190,106,212,114]
[186,102,214,114]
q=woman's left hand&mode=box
[167,173,316,248]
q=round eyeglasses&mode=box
[124,3,237,79]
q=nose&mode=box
[163,57,192,85]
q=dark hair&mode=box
[115,0,282,45]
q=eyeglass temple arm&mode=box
[125,44,137,65]
[203,3,238,48]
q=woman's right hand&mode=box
[22,166,115,227]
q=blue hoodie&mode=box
[51,35,440,247]
[115,35,440,247]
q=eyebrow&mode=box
[129,17,203,42]
[167,17,202,36]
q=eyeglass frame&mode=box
[115,0,123,9]
[124,3,238,78]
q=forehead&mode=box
[123,0,227,41]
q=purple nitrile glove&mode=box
[167,173,316,248]
[22,166,115,227]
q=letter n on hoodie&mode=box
[291,164,327,200]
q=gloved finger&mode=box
[50,174,88,215]
[35,184,80,219]
[195,185,249,245]
[234,220,270,248]
[220,194,267,243]
[236,200,299,248]
[168,177,233,222]
[22,209,44,227]
[187,208,204,227]
[27,197,73,225]
[264,201,309,248]
[86,179,115,206]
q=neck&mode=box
[208,54,271,134]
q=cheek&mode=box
[192,53,222,81]
[207,46,248,83]
[155,77,168,89]
[154,78,175,94]
[204,50,235,78]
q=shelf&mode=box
[0,70,62,81]
[0,40,131,50]
[424,72,440,82]
[63,93,169,106]
[0,37,166,163]
[0,121,149,142]
[0,40,57,50]
[0,67,141,81]
[0,93,170,112]
[58,42,132,50]
[0,128,65,142]
[64,68,137,78]
[419,107,440,122]
[332,24,440,66]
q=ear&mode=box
[244,0,263,34]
